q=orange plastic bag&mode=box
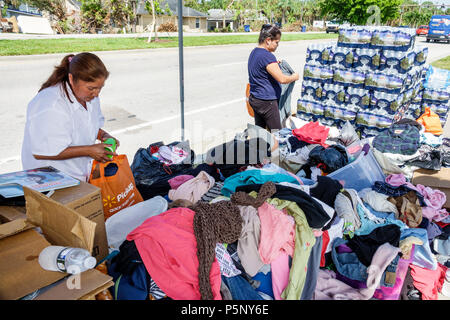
[246,83,254,117]
[89,154,143,221]
[416,107,443,136]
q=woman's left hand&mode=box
[102,132,120,148]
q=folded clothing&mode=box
[292,121,330,147]
[235,183,332,229]
[373,123,420,156]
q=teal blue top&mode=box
[221,170,300,198]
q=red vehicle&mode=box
[416,25,429,36]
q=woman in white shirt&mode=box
[22,52,119,182]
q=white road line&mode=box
[110,97,245,135]
[0,97,246,164]
[0,155,21,164]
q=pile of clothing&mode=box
[103,115,449,301]
[371,114,450,179]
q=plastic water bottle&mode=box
[38,246,97,275]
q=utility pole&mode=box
[178,0,185,141]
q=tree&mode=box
[107,0,135,30]
[80,0,109,33]
[144,0,163,42]
[318,0,403,25]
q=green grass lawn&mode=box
[0,33,338,56]
[431,55,450,70]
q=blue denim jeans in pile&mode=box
[332,237,399,288]
[221,275,265,300]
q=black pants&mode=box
[249,94,282,131]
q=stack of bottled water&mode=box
[298,25,433,138]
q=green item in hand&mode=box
[104,138,117,159]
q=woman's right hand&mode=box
[88,143,117,163]
[292,72,300,81]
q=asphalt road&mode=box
[0,36,449,174]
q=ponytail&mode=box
[39,52,109,103]
[258,24,281,44]
[39,54,75,102]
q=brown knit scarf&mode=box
[192,181,277,300]
[192,200,243,300]
[230,181,277,208]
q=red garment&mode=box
[409,263,448,300]
[320,230,330,268]
[436,221,450,229]
[127,207,222,300]
[292,121,330,147]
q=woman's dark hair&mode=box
[258,24,281,44]
[39,52,109,103]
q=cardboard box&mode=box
[0,186,113,300]
[34,269,114,300]
[45,181,108,261]
[0,206,33,240]
[412,168,450,209]
[0,229,67,300]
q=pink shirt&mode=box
[258,202,295,264]
[127,207,222,300]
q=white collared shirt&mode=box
[21,83,105,181]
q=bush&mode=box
[282,20,305,32]
[157,21,177,32]
[250,21,266,32]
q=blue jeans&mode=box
[332,237,399,288]
[221,275,264,300]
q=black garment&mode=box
[235,183,331,229]
[205,137,271,178]
[249,94,282,131]
[307,145,349,174]
[400,267,421,300]
[346,224,401,267]
[404,144,442,171]
[131,140,220,199]
[287,136,310,152]
[110,240,143,276]
[440,138,450,168]
[310,176,343,208]
[394,118,423,131]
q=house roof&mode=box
[136,0,208,17]
[207,9,235,20]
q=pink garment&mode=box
[385,173,418,191]
[415,184,446,210]
[410,262,448,300]
[168,171,215,204]
[258,202,295,264]
[271,252,290,300]
[421,206,449,222]
[126,207,222,300]
[386,173,448,222]
[314,269,370,300]
[168,175,195,190]
[374,244,416,300]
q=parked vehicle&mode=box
[326,20,340,33]
[325,20,350,33]
[426,15,450,43]
[416,25,429,36]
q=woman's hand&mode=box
[98,129,120,148]
[88,143,117,163]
